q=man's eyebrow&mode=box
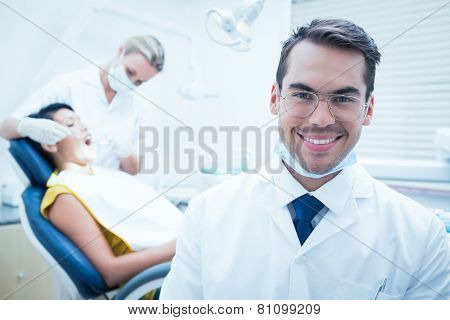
[287,82,316,92]
[288,82,361,96]
[331,86,360,96]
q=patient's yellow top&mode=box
[40,166,183,254]
[40,166,180,299]
[41,184,132,256]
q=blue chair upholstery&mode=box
[9,138,52,187]
[114,262,171,300]
[10,138,171,299]
[9,139,109,298]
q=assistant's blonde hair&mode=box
[123,35,165,71]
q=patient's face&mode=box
[50,108,95,166]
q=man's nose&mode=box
[307,100,335,127]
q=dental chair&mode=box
[8,138,170,299]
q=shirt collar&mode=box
[266,155,373,215]
[83,65,134,104]
[82,66,102,88]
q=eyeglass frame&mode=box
[276,86,370,122]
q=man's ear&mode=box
[270,83,279,115]
[41,144,58,153]
[363,95,374,126]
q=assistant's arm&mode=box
[0,118,21,140]
[160,198,204,299]
[120,154,140,175]
[48,193,176,288]
[404,217,450,299]
[0,77,72,142]
[118,104,152,175]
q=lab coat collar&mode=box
[268,155,373,216]
[82,66,103,88]
[83,65,133,106]
[265,155,374,254]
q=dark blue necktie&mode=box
[292,194,325,245]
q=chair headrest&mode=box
[9,139,52,187]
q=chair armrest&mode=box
[114,262,171,300]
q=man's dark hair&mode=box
[26,103,74,168]
[276,19,381,101]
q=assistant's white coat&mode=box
[11,66,150,170]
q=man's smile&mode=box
[296,131,344,153]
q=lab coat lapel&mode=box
[265,157,308,249]
[264,157,373,254]
[299,164,373,255]
[270,205,302,250]
[299,198,359,255]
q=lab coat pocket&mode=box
[333,278,401,300]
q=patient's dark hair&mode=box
[26,103,74,168]
[276,19,381,101]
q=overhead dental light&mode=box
[205,0,265,52]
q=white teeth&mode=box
[302,136,338,145]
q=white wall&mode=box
[0,0,291,189]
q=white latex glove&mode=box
[17,117,71,145]
[111,135,134,158]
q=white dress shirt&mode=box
[12,66,150,169]
[160,157,450,300]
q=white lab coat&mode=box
[161,157,450,299]
[12,66,151,170]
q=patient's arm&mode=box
[48,193,176,288]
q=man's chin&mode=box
[304,165,333,176]
[299,155,345,176]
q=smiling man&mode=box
[273,32,374,192]
[161,19,449,300]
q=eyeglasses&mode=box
[279,90,368,122]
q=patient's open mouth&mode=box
[84,135,92,146]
